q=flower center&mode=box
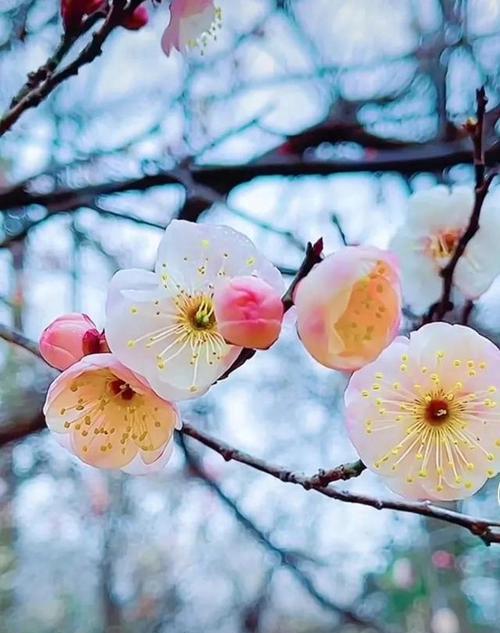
[425,398,450,425]
[429,230,462,262]
[187,295,217,331]
[109,379,135,401]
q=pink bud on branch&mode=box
[39,313,104,370]
[214,276,284,350]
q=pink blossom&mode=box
[121,5,149,30]
[345,323,500,500]
[161,0,222,56]
[61,0,106,32]
[44,353,180,473]
[40,313,106,371]
[214,276,284,349]
[294,246,401,371]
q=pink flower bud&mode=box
[214,276,284,350]
[40,313,103,370]
[61,0,106,32]
[121,6,149,30]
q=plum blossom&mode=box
[214,276,284,349]
[105,220,283,401]
[390,186,500,313]
[44,353,180,473]
[40,313,107,370]
[161,0,222,56]
[294,246,401,371]
[345,323,500,500]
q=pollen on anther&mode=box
[246,257,256,267]
[127,340,136,348]
[130,306,138,315]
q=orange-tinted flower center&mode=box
[109,379,135,401]
[429,230,462,261]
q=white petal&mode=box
[455,207,500,298]
[408,186,473,233]
[399,253,442,314]
[121,437,176,475]
[155,220,284,294]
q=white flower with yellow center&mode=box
[105,220,284,401]
[345,323,500,500]
[390,186,500,313]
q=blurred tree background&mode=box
[0,0,499,631]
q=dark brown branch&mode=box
[179,436,383,632]
[180,424,500,545]
[1,328,500,545]
[0,0,146,137]
[3,140,500,216]
[427,88,496,322]
[218,238,323,380]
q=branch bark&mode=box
[0,0,146,137]
[1,323,499,545]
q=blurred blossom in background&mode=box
[0,1,500,632]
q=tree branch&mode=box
[3,140,500,217]
[179,436,384,632]
[0,0,146,137]
[426,87,496,322]
[1,326,499,545]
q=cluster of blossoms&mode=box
[40,187,500,502]
[61,0,222,56]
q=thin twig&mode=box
[179,436,384,631]
[426,88,496,322]
[218,238,323,380]
[1,324,500,544]
[0,0,146,137]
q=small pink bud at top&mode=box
[40,313,101,370]
[61,0,106,32]
[294,246,401,371]
[121,5,149,30]
[214,276,284,350]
